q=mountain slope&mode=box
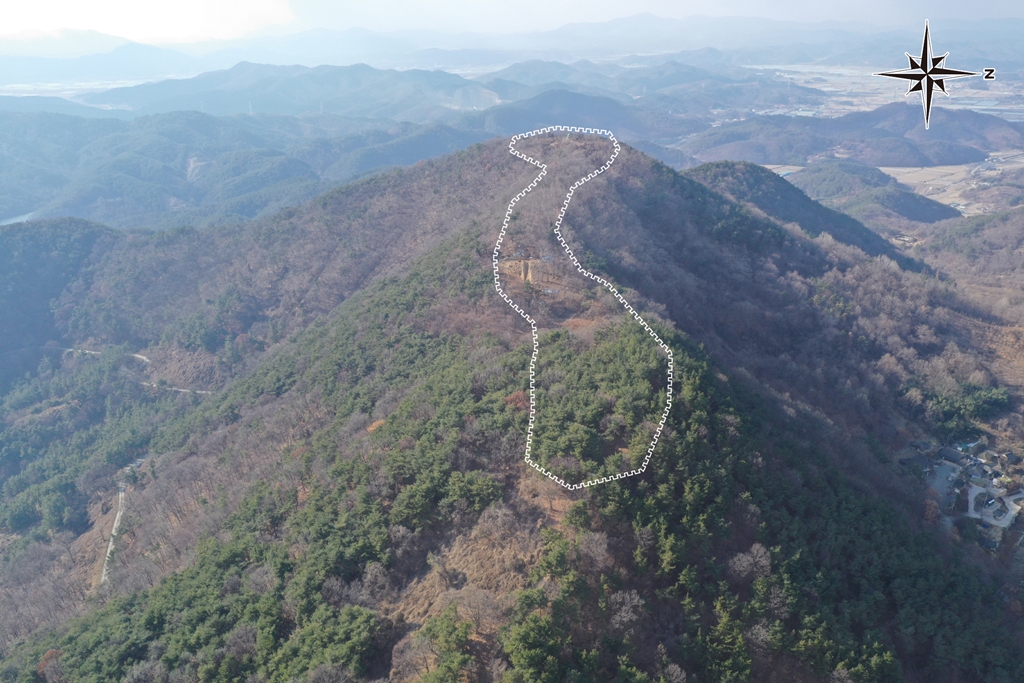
[0,111,495,229]
[624,140,699,170]
[290,123,491,183]
[0,113,123,221]
[684,160,923,266]
[80,62,501,120]
[456,90,708,141]
[679,103,1023,166]
[785,158,902,200]
[785,158,962,231]
[841,186,963,224]
[0,219,114,391]
[1,136,1022,683]
[10,233,1019,682]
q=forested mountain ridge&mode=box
[0,56,830,230]
[0,110,490,229]
[0,220,115,392]
[785,159,962,226]
[78,62,502,119]
[682,161,920,268]
[6,61,1019,240]
[679,103,1024,166]
[0,88,704,230]
[74,59,819,123]
[1,135,1022,683]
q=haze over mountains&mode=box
[3,43,1020,232]
[6,11,1024,683]
[0,57,819,227]
[0,110,491,228]
[679,103,1024,166]
[1,64,1016,233]
[3,15,1024,85]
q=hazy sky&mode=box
[4,0,1024,42]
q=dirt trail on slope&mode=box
[70,493,122,593]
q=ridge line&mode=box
[492,126,675,490]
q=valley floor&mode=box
[880,150,1024,216]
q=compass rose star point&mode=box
[874,20,978,129]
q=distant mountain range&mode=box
[4,58,816,123]
[0,110,493,228]
[0,100,701,229]
[1,60,1018,230]
[4,60,798,226]
[78,62,502,120]
[679,102,1024,166]
[2,15,1023,87]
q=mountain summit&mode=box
[0,135,1020,682]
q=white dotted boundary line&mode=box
[492,126,675,490]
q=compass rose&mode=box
[875,20,983,129]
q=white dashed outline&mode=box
[493,126,674,489]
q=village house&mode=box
[905,440,1024,552]
[898,450,933,474]
[939,446,968,466]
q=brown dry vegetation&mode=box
[56,142,543,352]
[7,134,1024,681]
[827,186,1024,448]
[0,137,970,627]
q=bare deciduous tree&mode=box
[577,532,611,574]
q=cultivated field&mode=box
[881,150,1024,215]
